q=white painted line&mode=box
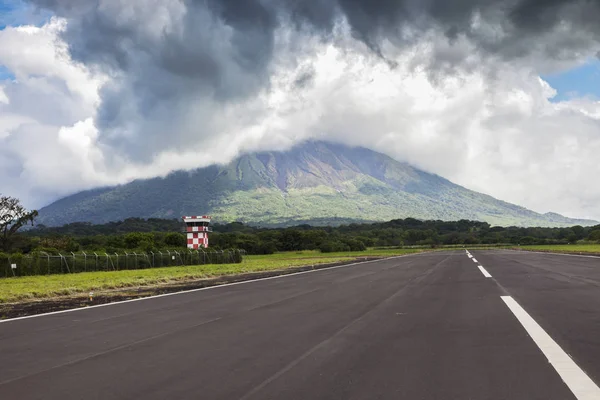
[468,254,473,258]
[507,249,600,260]
[501,296,600,400]
[0,253,422,324]
[472,258,478,263]
[477,265,492,278]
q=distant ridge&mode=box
[38,141,598,228]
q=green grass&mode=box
[0,249,425,304]
[518,244,600,254]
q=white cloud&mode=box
[1,15,600,222]
[0,18,108,204]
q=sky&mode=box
[543,60,600,102]
[0,0,599,221]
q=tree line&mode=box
[4,217,599,256]
[3,195,600,256]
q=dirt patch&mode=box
[0,257,382,320]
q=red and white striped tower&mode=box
[182,216,212,249]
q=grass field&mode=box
[518,244,600,254]
[0,249,426,304]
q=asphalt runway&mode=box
[2,250,600,399]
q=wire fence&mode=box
[1,249,245,278]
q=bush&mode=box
[139,240,157,253]
[124,232,154,249]
[588,230,600,243]
[519,236,538,246]
[31,247,61,255]
[231,250,244,263]
[342,239,366,252]
[319,241,350,253]
[164,232,186,247]
[256,241,277,255]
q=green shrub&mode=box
[319,241,350,253]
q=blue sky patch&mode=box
[0,0,51,30]
[0,65,15,81]
[0,0,25,29]
[543,59,600,102]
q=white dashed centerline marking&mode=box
[477,265,492,278]
[501,296,600,400]
[472,258,478,263]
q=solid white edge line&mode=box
[0,252,429,324]
[477,265,492,278]
[507,249,600,259]
[469,249,600,260]
[501,296,600,400]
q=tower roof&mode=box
[182,215,211,223]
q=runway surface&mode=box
[2,250,600,399]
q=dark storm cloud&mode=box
[27,0,600,161]
[34,0,600,77]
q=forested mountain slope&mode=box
[38,141,597,227]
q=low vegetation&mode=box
[517,244,600,254]
[0,249,424,303]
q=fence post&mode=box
[94,252,99,271]
[61,253,66,274]
[62,253,72,273]
[105,253,113,271]
[82,251,87,272]
[40,251,51,275]
[115,253,119,270]
[8,256,15,277]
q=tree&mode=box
[588,230,600,243]
[279,229,303,251]
[123,232,154,249]
[164,232,186,247]
[0,196,38,252]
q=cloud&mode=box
[0,0,599,221]
[28,0,600,133]
[0,0,52,28]
[0,19,109,202]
